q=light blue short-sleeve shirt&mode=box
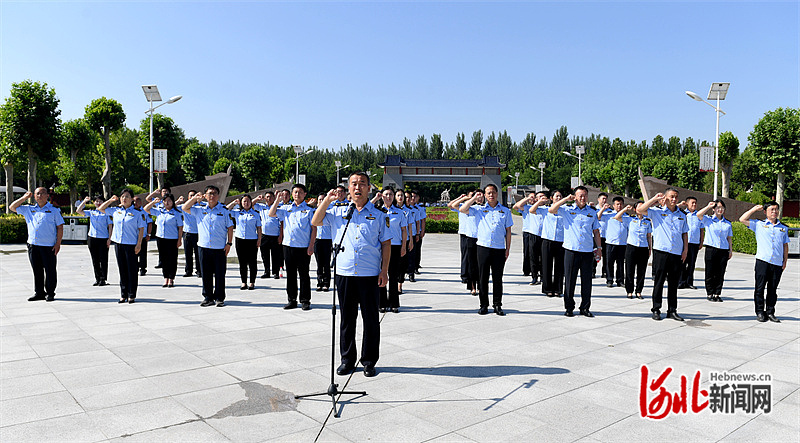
[109,206,146,245]
[232,208,262,240]
[149,207,183,239]
[275,201,315,248]
[17,202,65,247]
[179,205,199,234]
[191,203,234,249]
[648,206,689,256]
[468,203,514,249]
[453,205,479,238]
[606,215,631,246]
[749,219,790,266]
[321,201,391,276]
[559,205,601,253]
[526,205,547,236]
[254,203,282,236]
[686,210,703,244]
[626,217,652,248]
[598,208,615,238]
[86,209,110,239]
[541,210,564,242]
[386,205,408,246]
[702,216,732,250]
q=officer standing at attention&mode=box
[594,193,613,279]
[638,189,688,321]
[313,193,333,292]
[540,191,565,298]
[10,188,64,302]
[602,196,627,288]
[460,184,514,316]
[448,190,481,295]
[312,172,391,378]
[253,191,283,279]
[99,190,146,303]
[549,186,602,318]
[678,197,703,289]
[269,183,317,311]
[740,202,790,323]
[513,191,547,285]
[614,202,651,300]
[182,185,234,307]
[76,195,112,286]
[132,196,153,276]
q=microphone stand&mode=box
[294,203,366,418]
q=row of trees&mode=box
[2,79,798,213]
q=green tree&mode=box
[651,156,679,185]
[180,140,210,183]
[238,145,271,190]
[677,152,703,191]
[56,119,100,204]
[455,132,466,158]
[717,131,739,198]
[135,114,186,190]
[468,130,483,158]
[109,127,143,192]
[212,156,233,175]
[748,108,800,216]
[84,97,125,198]
[430,133,444,159]
[0,80,62,199]
[612,153,639,197]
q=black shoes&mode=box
[478,306,489,315]
[128,298,135,304]
[273,274,280,279]
[301,302,311,311]
[667,312,684,322]
[767,314,780,323]
[99,281,109,286]
[493,306,505,316]
[652,311,662,321]
[200,300,214,307]
[240,285,247,290]
[391,308,399,313]
[28,295,46,301]
[408,274,416,282]
[379,307,386,313]
[140,269,147,276]
[687,285,697,290]
[248,285,255,291]
[364,365,377,377]
[216,301,226,307]
[580,309,594,318]
[93,281,100,286]
[183,273,193,277]
[606,283,614,288]
[261,273,270,279]
[565,310,574,317]
[337,363,354,376]
[284,301,298,310]
[45,295,55,302]
[119,298,128,304]
[756,313,767,322]
[636,293,643,299]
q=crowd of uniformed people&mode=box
[9,177,792,375]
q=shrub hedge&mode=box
[731,221,756,255]
[0,214,27,244]
[425,219,459,234]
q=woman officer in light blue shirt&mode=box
[540,191,564,298]
[373,186,408,313]
[144,194,183,288]
[227,195,262,290]
[99,189,146,303]
[696,200,733,303]
[615,201,651,299]
[77,195,112,286]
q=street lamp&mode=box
[562,145,584,186]
[293,145,314,185]
[335,160,350,185]
[530,162,546,188]
[686,82,728,200]
[514,171,520,190]
[142,85,182,193]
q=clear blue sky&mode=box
[2,1,798,152]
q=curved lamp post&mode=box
[142,85,182,193]
[685,83,728,200]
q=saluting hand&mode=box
[565,194,575,201]
[624,204,633,211]
[602,203,610,210]
[176,196,185,204]
[83,196,91,203]
[707,201,716,208]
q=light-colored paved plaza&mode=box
[1,220,798,442]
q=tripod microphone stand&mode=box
[295,203,366,418]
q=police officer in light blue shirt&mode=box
[98,189,146,303]
[145,195,184,287]
[550,187,602,317]
[617,202,651,299]
[270,184,317,310]
[513,191,546,285]
[678,197,704,289]
[227,195,262,290]
[313,193,333,292]
[638,188,688,321]
[312,172,391,378]
[540,191,565,297]
[183,185,234,307]
[602,196,628,288]
[373,187,409,312]
[10,187,65,302]
[254,191,283,279]
[595,192,614,279]
[449,190,482,294]
[695,200,733,302]
[740,202,790,322]
[460,184,514,316]
[77,195,112,286]
[176,190,201,278]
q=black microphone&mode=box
[345,202,356,220]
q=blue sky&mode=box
[2,1,798,151]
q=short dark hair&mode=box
[265,190,275,197]
[484,184,498,193]
[162,187,171,193]
[665,187,679,195]
[612,196,624,204]
[474,188,483,194]
[93,195,104,202]
[598,192,608,198]
[348,172,370,184]
[187,189,197,195]
[204,185,220,195]
[120,188,135,199]
[574,185,588,194]
[381,186,395,194]
[685,196,697,203]
[713,199,725,209]
[634,201,644,210]
[336,185,347,192]
[162,193,175,206]
[292,183,307,194]
[764,201,779,210]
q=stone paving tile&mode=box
[0,413,107,442]
[110,420,230,442]
[206,411,321,442]
[85,397,198,438]
[53,361,144,390]
[0,372,65,401]
[0,390,84,427]
[326,407,451,442]
[0,357,51,380]
[70,377,169,410]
